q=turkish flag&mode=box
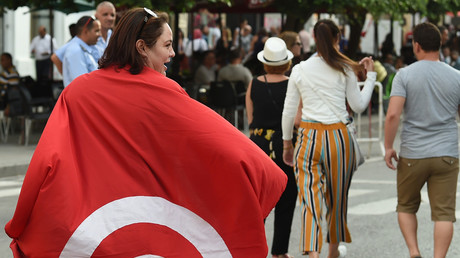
[5,67,287,257]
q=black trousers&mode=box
[36,59,52,82]
[250,129,298,255]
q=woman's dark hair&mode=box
[314,19,361,75]
[413,22,441,52]
[69,23,77,37]
[1,52,12,62]
[76,16,95,35]
[99,8,169,75]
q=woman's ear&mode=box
[135,39,147,58]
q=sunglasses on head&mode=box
[137,7,158,40]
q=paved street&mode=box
[265,159,460,258]
[1,160,459,258]
[0,115,459,257]
[0,175,23,258]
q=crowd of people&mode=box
[1,4,459,258]
[181,18,313,90]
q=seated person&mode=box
[194,50,218,86]
[0,52,20,112]
[217,49,253,88]
[0,53,20,86]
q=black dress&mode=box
[249,76,298,255]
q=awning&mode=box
[25,0,95,15]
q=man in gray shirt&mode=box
[385,22,460,258]
[217,49,253,87]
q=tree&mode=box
[274,0,460,58]
[3,0,460,57]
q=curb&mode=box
[0,164,28,178]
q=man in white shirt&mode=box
[94,1,116,59]
[30,26,57,83]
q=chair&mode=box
[209,81,237,124]
[0,85,7,142]
[4,82,54,145]
[232,80,246,106]
[209,81,246,129]
[230,80,247,130]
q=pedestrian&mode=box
[384,22,460,258]
[282,19,376,258]
[5,8,287,257]
[439,25,449,62]
[30,25,57,83]
[62,16,101,87]
[298,29,311,55]
[94,1,116,56]
[51,23,78,75]
[279,30,302,76]
[246,37,297,258]
[51,1,115,75]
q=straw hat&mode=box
[257,37,293,66]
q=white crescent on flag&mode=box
[60,196,232,257]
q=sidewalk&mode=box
[0,132,37,178]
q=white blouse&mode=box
[282,56,377,140]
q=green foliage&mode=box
[3,0,460,23]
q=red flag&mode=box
[5,67,287,257]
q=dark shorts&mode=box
[396,156,459,222]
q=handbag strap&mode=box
[298,65,350,125]
[263,74,281,111]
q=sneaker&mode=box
[338,245,347,258]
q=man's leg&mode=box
[427,157,458,258]
[398,212,421,257]
[396,157,431,258]
[433,221,453,258]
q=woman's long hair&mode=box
[314,20,361,75]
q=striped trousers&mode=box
[294,121,355,253]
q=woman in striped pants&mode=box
[281,19,376,258]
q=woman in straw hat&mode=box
[281,19,376,257]
[246,37,297,258]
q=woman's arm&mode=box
[282,75,300,167]
[346,57,376,113]
[245,79,254,125]
[282,70,301,141]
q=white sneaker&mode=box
[338,245,347,258]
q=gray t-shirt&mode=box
[391,60,460,158]
[217,64,253,87]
